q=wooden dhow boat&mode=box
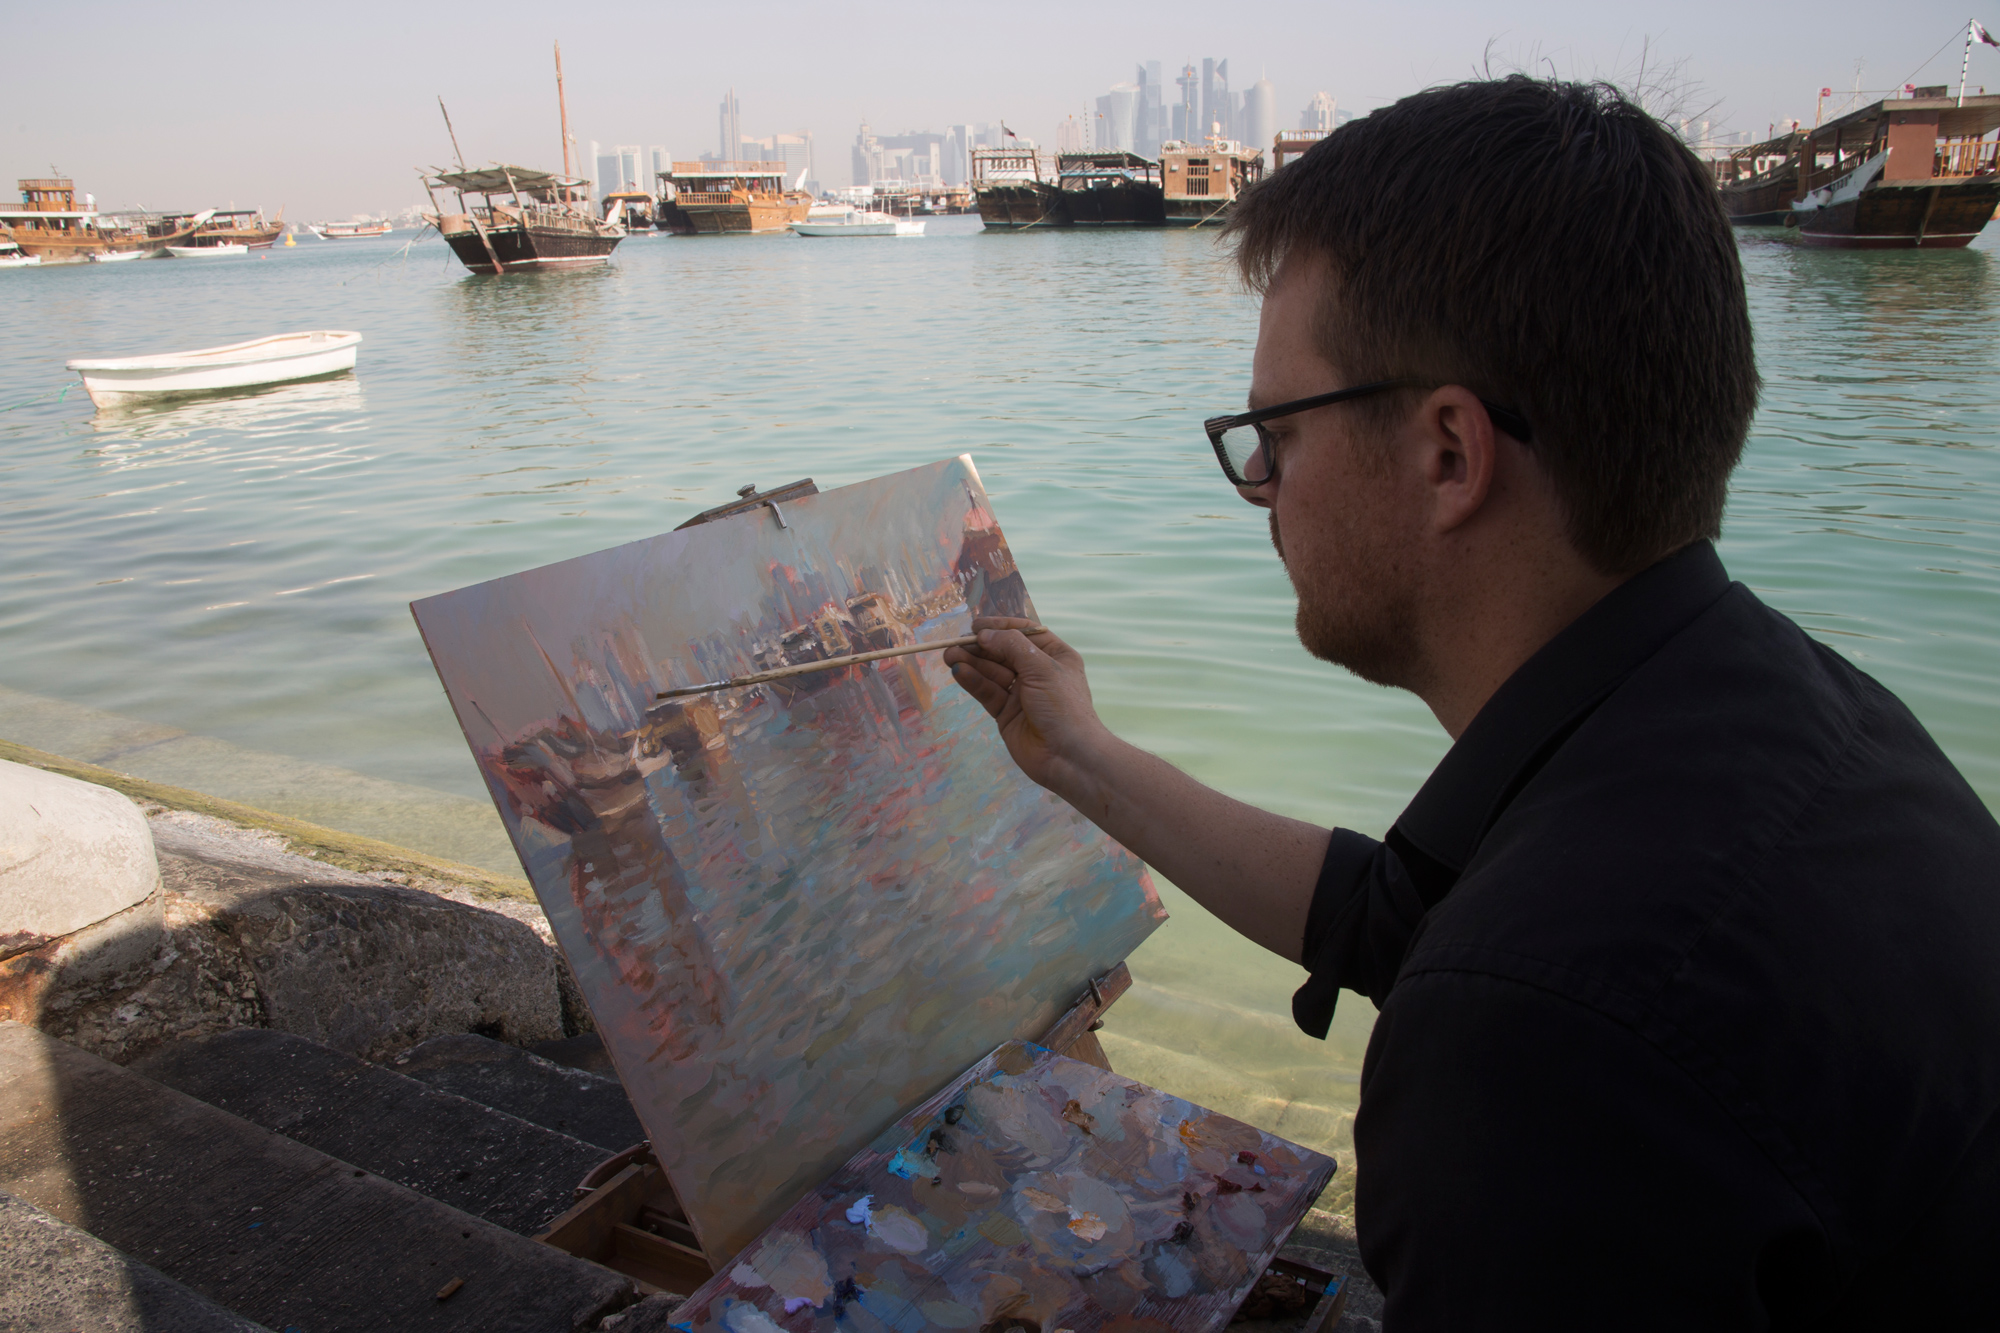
[159,207,284,249]
[1056,152,1166,225]
[423,165,623,272]
[315,221,392,239]
[1789,90,2000,247]
[661,161,811,234]
[420,41,625,273]
[1715,131,1807,226]
[66,330,363,407]
[1158,138,1264,227]
[972,147,1064,229]
[0,179,211,262]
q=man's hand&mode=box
[943,613,1332,963]
[943,617,1109,808]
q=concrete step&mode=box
[133,1027,608,1236]
[0,1020,636,1332]
[392,1032,646,1154]
[0,1188,274,1333]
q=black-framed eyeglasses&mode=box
[1204,379,1534,488]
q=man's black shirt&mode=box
[1297,542,2000,1328]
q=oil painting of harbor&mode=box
[410,456,1166,1261]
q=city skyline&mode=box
[5,0,1993,217]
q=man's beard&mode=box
[1269,512,1424,689]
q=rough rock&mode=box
[0,762,166,1032]
[27,807,567,1064]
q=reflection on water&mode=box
[87,374,365,442]
[3,226,1999,1188]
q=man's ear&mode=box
[1419,386,1499,535]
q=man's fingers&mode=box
[948,661,1011,718]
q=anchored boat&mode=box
[790,207,924,237]
[315,221,392,239]
[972,147,1064,229]
[66,330,363,407]
[423,165,624,273]
[661,161,811,234]
[1790,90,2000,247]
[0,179,211,262]
[1056,152,1166,226]
[1158,139,1264,227]
[1716,132,1807,226]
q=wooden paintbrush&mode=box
[655,626,1050,700]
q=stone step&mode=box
[0,1020,636,1333]
[392,1032,646,1154]
[133,1028,608,1237]
[0,1188,274,1333]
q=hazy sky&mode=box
[6,1,1994,218]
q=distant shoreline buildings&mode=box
[576,70,1355,203]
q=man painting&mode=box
[945,78,2000,1327]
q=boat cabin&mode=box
[1801,90,2000,194]
[1271,131,1329,170]
[1056,152,1166,225]
[1157,140,1265,225]
[2,178,97,240]
[427,165,598,236]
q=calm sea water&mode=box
[4,221,1997,1188]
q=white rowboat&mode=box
[66,330,363,407]
[165,243,248,258]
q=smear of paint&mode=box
[784,1298,812,1314]
[887,1148,939,1179]
[869,1204,930,1254]
[1065,1211,1107,1242]
[731,1263,769,1288]
[722,1303,787,1333]
[957,1181,999,1197]
[1060,1099,1096,1135]
[1020,1187,1067,1214]
[844,1195,874,1227]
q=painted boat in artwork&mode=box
[65,330,363,407]
[1790,90,2000,248]
[1715,131,1805,226]
[972,147,1066,229]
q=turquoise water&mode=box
[4,222,1997,1185]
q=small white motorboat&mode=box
[791,208,925,238]
[165,242,248,258]
[0,241,41,268]
[87,248,150,263]
[66,330,363,407]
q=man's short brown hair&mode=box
[1226,76,1758,574]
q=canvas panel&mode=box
[410,456,1166,1261]
[671,1040,1337,1333]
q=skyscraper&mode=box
[1096,83,1138,152]
[1174,63,1198,142]
[719,89,741,162]
[1201,58,1232,139]
[1244,77,1278,155]
[1301,92,1338,132]
[1137,60,1165,159]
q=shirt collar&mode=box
[1391,540,1734,885]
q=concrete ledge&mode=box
[0,1188,273,1333]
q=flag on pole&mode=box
[1975,19,2000,46]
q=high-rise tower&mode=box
[719,89,742,161]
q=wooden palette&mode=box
[666,1040,1335,1333]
